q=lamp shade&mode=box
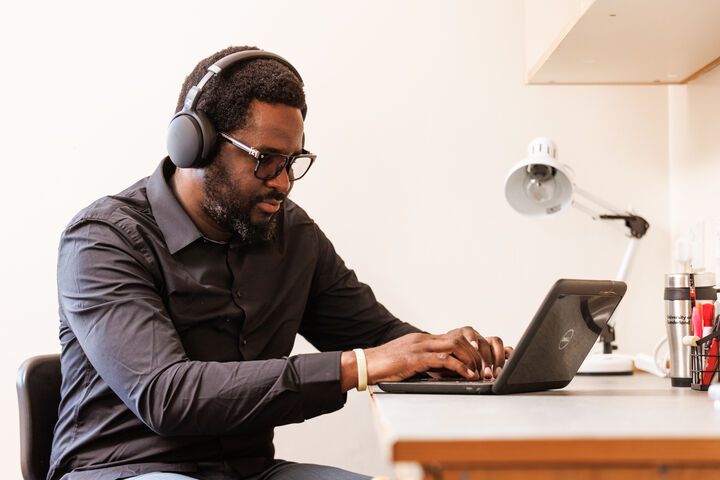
[504,137,574,217]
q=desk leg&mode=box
[421,465,444,480]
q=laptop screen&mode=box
[504,292,623,385]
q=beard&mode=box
[200,160,284,246]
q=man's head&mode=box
[172,46,308,245]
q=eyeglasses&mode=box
[219,132,316,181]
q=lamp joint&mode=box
[599,214,650,239]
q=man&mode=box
[50,46,510,480]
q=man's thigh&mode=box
[127,472,238,480]
[126,462,372,480]
[250,461,372,480]
[127,474,200,479]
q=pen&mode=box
[702,304,715,356]
[692,306,702,338]
[702,304,719,385]
[703,337,719,385]
[703,303,715,337]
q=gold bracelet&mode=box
[353,348,368,391]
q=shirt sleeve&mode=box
[58,219,345,437]
[299,224,423,352]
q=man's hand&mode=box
[438,327,514,379]
[340,328,514,391]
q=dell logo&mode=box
[559,329,574,350]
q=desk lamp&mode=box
[504,137,649,375]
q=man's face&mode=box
[201,100,304,244]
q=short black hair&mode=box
[175,46,306,133]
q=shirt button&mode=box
[234,290,241,298]
[242,340,247,345]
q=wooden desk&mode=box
[369,374,720,479]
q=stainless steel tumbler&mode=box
[664,272,717,387]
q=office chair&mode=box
[17,354,61,480]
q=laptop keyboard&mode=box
[404,377,495,385]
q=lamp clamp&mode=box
[598,214,650,239]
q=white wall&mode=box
[1,1,672,478]
[668,67,720,275]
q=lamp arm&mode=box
[572,199,604,220]
[573,186,625,215]
[616,237,639,282]
[571,185,650,239]
[603,237,640,332]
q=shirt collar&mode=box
[146,158,203,255]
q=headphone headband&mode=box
[182,50,305,113]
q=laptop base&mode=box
[378,379,494,394]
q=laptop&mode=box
[377,279,627,395]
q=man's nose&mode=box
[264,167,291,194]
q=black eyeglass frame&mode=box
[219,132,316,181]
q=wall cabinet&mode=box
[525,0,720,84]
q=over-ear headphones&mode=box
[166,49,305,169]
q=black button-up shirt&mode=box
[49,159,420,480]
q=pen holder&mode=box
[691,331,720,391]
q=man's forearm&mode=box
[340,350,358,393]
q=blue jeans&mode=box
[126,460,373,480]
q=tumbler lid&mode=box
[665,272,716,288]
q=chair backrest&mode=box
[17,354,61,480]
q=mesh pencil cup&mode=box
[690,330,720,391]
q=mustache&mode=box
[255,191,287,203]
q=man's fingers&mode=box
[411,331,509,380]
[425,352,478,379]
[366,332,512,383]
[464,329,494,378]
[473,335,494,371]
[488,336,506,372]
[424,337,481,374]
[459,326,478,346]
[456,330,493,377]
[460,329,507,378]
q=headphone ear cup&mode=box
[167,110,217,168]
[167,112,203,168]
[194,109,217,166]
